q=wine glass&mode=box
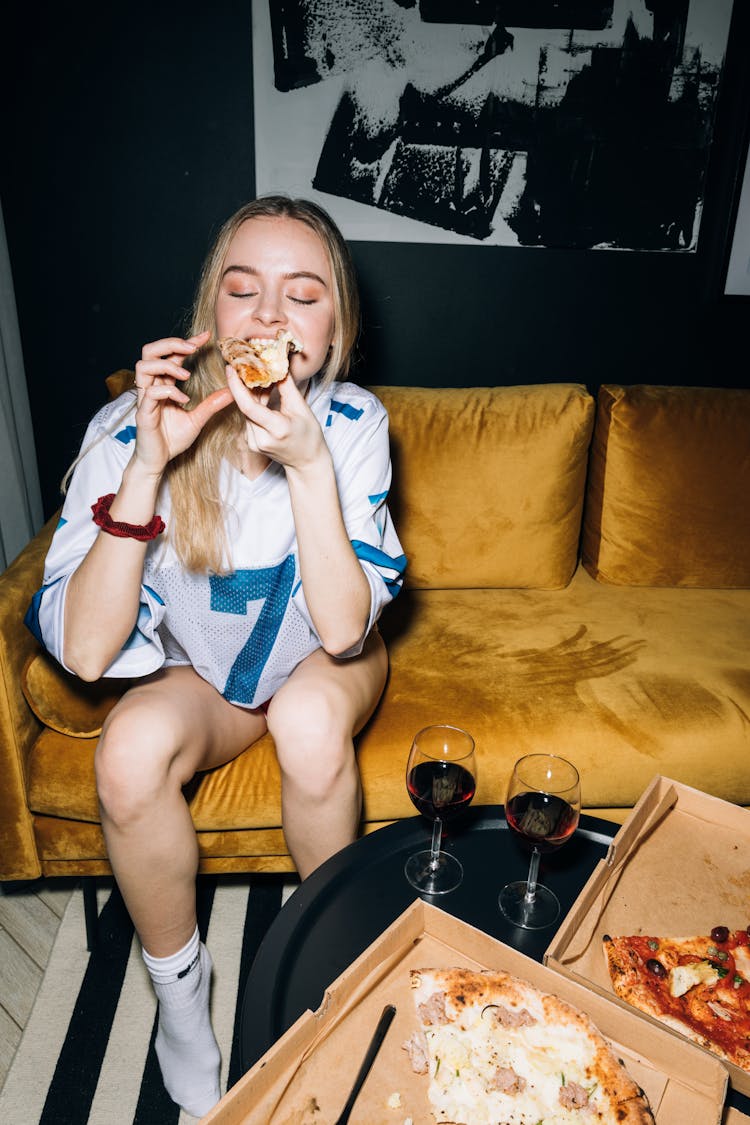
[498,753,580,930]
[404,724,476,895]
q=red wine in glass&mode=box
[407,761,476,821]
[499,754,581,930]
[505,792,578,853]
[404,725,477,895]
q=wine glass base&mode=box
[498,880,561,930]
[405,850,463,895]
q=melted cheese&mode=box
[248,330,301,379]
[734,945,750,979]
[422,1008,604,1124]
[669,960,720,998]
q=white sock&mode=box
[142,928,221,1118]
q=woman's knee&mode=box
[269,689,355,795]
[95,700,186,824]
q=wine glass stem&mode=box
[429,817,443,871]
[525,847,541,904]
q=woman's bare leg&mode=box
[94,665,268,1116]
[95,664,268,957]
[268,629,388,879]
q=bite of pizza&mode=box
[218,329,302,389]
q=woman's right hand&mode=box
[133,330,233,475]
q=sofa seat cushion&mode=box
[25,568,750,838]
[371,383,595,589]
[26,727,285,830]
[366,567,750,815]
[583,384,750,586]
[31,815,297,873]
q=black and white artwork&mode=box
[252,0,734,249]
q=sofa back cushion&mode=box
[582,384,750,587]
[370,384,595,589]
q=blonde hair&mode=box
[167,195,360,574]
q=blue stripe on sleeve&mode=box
[115,425,137,445]
[326,399,365,426]
[368,491,388,505]
[24,576,65,646]
[56,516,68,531]
[351,540,407,573]
[330,400,364,421]
[351,541,406,596]
[123,602,155,649]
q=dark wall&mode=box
[2,1,749,520]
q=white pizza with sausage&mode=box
[403,967,654,1124]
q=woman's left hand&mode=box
[226,367,327,471]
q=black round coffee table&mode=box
[241,805,614,1067]
[241,805,750,1115]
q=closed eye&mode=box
[289,296,316,305]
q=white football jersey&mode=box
[27,379,406,708]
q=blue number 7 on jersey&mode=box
[209,557,296,705]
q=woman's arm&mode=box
[62,333,232,680]
[63,457,165,679]
[285,452,372,656]
[227,369,375,656]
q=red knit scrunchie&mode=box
[91,494,165,541]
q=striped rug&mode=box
[0,875,296,1124]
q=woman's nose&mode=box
[253,288,285,326]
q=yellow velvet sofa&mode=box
[1,380,749,885]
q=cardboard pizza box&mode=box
[724,1108,750,1124]
[201,898,727,1124]
[545,775,750,1097]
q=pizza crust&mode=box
[218,330,302,389]
[407,967,653,1124]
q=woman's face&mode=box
[215,216,336,385]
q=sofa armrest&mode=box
[0,516,57,879]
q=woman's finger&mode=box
[225,367,271,418]
[148,384,192,403]
[188,386,234,429]
[135,357,193,385]
[137,384,192,411]
[275,373,302,405]
[140,330,211,363]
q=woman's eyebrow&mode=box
[285,270,328,286]
[221,264,328,286]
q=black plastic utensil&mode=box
[333,1003,397,1124]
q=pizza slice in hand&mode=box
[218,329,302,389]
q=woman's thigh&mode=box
[100,664,270,782]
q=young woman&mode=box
[28,196,405,1116]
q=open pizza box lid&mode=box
[201,897,727,1124]
[545,775,750,1098]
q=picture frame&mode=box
[253,0,736,252]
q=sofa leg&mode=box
[82,877,99,952]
